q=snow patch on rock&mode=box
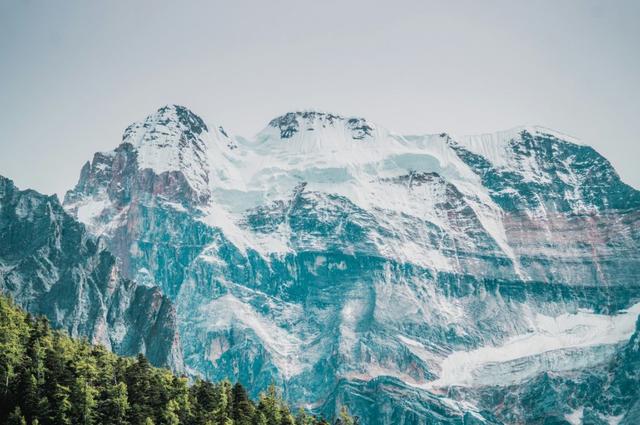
[429,302,640,388]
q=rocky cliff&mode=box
[0,175,183,369]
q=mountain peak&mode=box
[157,104,209,133]
[267,110,375,140]
[111,105,221,199]
[269,110,344,127]
[122,104,209,144]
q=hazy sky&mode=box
[1,0,639,197]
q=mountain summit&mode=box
[267,110,376,141]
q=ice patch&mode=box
[429,302,640,388]
[76,198,109,226]
[163,200,188,213]
[564,407,584,425]
[603,413,624,425]
[207,336,230,363]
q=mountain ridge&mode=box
[0,174,183,370]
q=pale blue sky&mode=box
[1,0,639,196]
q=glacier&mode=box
[52,104,640,424]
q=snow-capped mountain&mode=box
[61,105,640,424]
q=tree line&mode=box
[0,295,355,425]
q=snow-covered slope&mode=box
[123,104,238,194]
[62,105,640,424]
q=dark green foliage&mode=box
[231,382,254,425]
[0,295,343,425]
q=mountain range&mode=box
[2,104,639,424]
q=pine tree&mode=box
[190,379,219,425]
[215,382,233,425]
[164,399,181,425]
[96,381,129,425]
[257,384,282,425]
[17,370,40,423]
[70,341,99,425]
[168,375,191,424]
[50,383,73,425]
[222,380,234,421]
[254,411,268,425]
[279,406,295,425]
[71,375,97,425]
[125,353,154,424]
[20,314,48,424]
[232,382,255,425]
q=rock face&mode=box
[0,176,183,370]
[62,105,640,424]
